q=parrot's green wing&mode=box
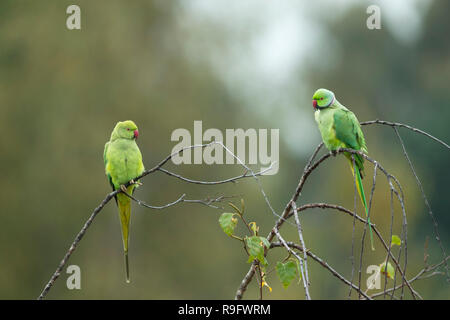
[104,141,118,204]
[333,108,366,150]
[333,108,367,171]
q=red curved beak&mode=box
[312,100,317,109]
[134,129,139,139]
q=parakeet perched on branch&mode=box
[104,120,145,282]
[312,89,375,250]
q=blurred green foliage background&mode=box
[0,0,448,299]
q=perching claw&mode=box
[331,148,341,157]
[129,179,143,187]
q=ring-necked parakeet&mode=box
[104,120,145,282]
[312,88,375,250]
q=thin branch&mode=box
[360,119,450,150]
[348,155,358,299]
[124,192,187,209]
[291,201,310,292]
[182,196,232,209]
[358,162,377,299]
[157,164,274,185]
[305,142,324,170]
[37,191,116,300]
[384,186,395,299]
[393,127,449,281]
[123,192,231,210]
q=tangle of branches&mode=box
[37,120,449,300]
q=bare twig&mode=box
[393,127,449,281]
[157,165,274,185]
[123,192,231,210]
[358,162,377,299]
[348,155,358,299]
[37,191,116,300]
[291,201,310,291]
[360,119,450,149]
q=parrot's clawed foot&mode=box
[130,179,143,186]
[331,148,342,157]
[120,185,128,193]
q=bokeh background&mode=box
[0,0,448,299]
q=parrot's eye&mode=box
[127,128,130,131]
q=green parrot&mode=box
[312,88,375,250]
[104,120,145,282]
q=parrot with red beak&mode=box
[312,89,375,250]
[104,120,145,282]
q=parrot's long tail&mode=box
[349,160,375,251]
[117,190,132,283]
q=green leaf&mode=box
[246,236,268,265]
[260,237,270,250]
[379,261,395,279]
[391,235,401,247]
[219,212,237,236]
[276,261,297,289]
